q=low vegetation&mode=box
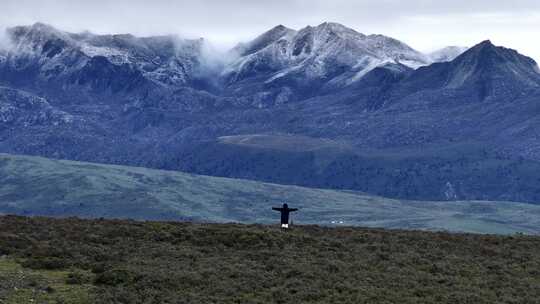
[3,153,540,234]
[0,215,539,303]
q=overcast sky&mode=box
[1,0,539,60]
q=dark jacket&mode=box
[272,204,298,224]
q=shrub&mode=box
[94,268,133,286]
[66,271,92,285]
[21,257,69,270]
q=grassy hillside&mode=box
[1,153,540,234]
[0,216,539,303]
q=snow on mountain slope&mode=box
[75,33,206,87]
[429,46,469,62]
[3,23,205,88]
[0,86,75,126]
[224,22,430,87]
[2,22,471,95]
[233,25,296,57]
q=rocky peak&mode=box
[234,25,295,56]
[452,40,539,75]
[314,22,364,37]
[8,23,70,45]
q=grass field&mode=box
[2,153,540,234]
[0,216,539,303]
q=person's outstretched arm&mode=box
[272,207,283,211]
[289,208,299,212]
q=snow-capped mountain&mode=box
[0,22,471,100]
[224,22,431,87]
[428,46,469,62]
[3,23,206,90]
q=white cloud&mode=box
[0,26,14,50]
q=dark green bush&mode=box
[21,257,69,270]
[94,268,133,286]
[66,271,92,285]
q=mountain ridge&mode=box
[223,22,431,93]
